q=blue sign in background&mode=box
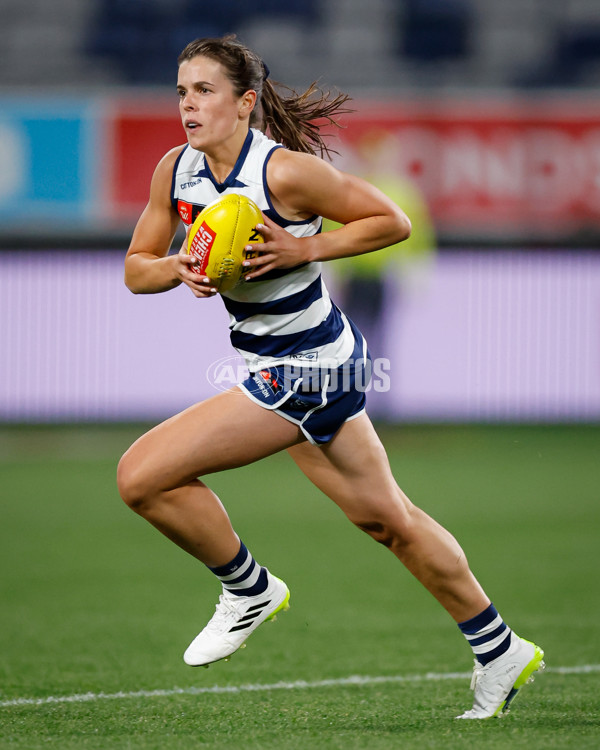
[0,99,99,223]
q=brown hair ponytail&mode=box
[259,79,352,160]
[178,35,353,160]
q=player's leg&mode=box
[117,387,303,666]
[117,386,304,566]
[287,411,488,622]
[287,412,544,718]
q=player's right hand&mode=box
[173,252,218,298]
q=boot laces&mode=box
[206,592,242,632]
[470,659,484,690]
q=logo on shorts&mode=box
[288,351,318,362]
[259,370,283,394]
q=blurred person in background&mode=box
[325,133,436,358]
[324,130,436,412]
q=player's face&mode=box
[177,56,248,153]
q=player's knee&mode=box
[116,451,155,513]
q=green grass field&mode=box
[1,423,599,749]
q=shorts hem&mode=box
[239,388,366,447]
[237,382,317,442]
[345,407,366,424]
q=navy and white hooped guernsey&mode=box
[172,128,371,443]
[171,128,357,373]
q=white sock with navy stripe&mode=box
[208,541,268,597]
[458,603,512,666]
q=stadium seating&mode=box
[1,0,600,90]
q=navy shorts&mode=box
[238,327,371,445]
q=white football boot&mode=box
[456,634,545,719]
[183,570,290,667]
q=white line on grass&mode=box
[1,664,599,709]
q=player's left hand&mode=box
[242,216,311,280]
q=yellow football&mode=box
[186,194,264,292]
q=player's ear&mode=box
[238,89,257,119]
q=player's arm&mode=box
[244,149,411,279]
[124,147,216,297]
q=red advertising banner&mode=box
[107,98,183,218]
[331,99,600,243]
[107,97,600,243]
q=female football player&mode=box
[117,35,543,719]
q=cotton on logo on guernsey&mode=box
[189,221,216,272]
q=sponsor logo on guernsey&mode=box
[180,179,203,189]
[189,221,216,270]
[177,200,193,224]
